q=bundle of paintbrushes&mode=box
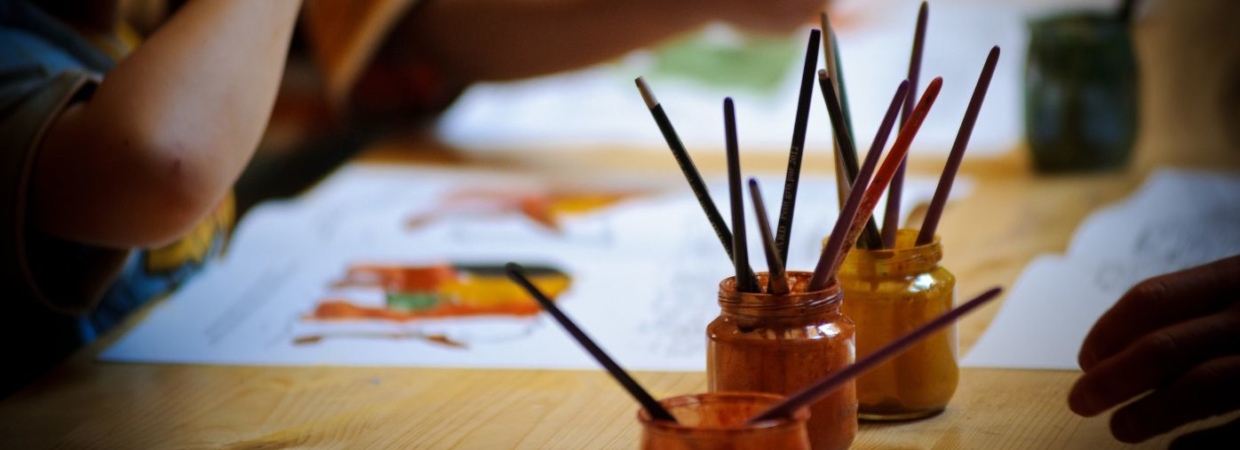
[635,4,1000,293]
[636,2,1005,427]
[508,6,1007,445]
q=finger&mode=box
[1080,255,1240,370]
[1069,305,1240,417]
[1170,415,1240,450]
[1108,355,1240,443]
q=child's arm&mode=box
[32,0,303,249]
[389,0,830,82]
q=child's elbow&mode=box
[135,176,218,248]
[36,104,238,249]
[122,140,229,249]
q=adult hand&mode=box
[712,0,832,35]
[1069,254,1240,446]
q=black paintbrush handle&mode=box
[507,263,677,422]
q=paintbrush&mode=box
[636,77,745,266]
[773,29,822,266]
[725,98,759,293]
[748,178,789,295]
[810,77,943,292]
[818,72,884,249]
[506,263,677,422]
[883,1,930,248]
[811,80,911,291]
[820,12,859,209]
[917,47,1000,246]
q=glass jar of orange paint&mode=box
[707,271,857,450]
[638,392,811,450]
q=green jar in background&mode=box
[1025,12,1138,173]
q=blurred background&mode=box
[199,0,1240,215]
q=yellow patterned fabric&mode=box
[145,194,234,273]
[0,1,235,345]
[67,12,238,277]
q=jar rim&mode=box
[717,271,842,313]
[840,229,942,276]
[636,392,810,435]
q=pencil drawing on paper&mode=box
[1093,209,1240,294]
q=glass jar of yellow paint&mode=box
[837,229,957,420]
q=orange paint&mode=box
[406,189,637,232]
[334,264,457,291]
[307,263,571,324]
[311,299,543,322]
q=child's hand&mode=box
[709,0,832,35]
[1069,254,1240,446]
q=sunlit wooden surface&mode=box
[2,2,1239,448]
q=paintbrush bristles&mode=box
[506,263,677,423]
[748,179,789,295]
[725,98,758,293]
[637,78,755,282]
[747,286,1004,424]
[810,80,911,291]
[883,0,930,249]
[918,47,1001,246]
[635,76,659,109]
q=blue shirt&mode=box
[0,0,232,394]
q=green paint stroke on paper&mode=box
[649,31,800,96]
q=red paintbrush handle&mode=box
[832,77,942,276]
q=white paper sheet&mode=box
[962,169,1240,370]
[436,1,1027,155]
[104,164,966,371]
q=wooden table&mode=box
[1,132,1236,449]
